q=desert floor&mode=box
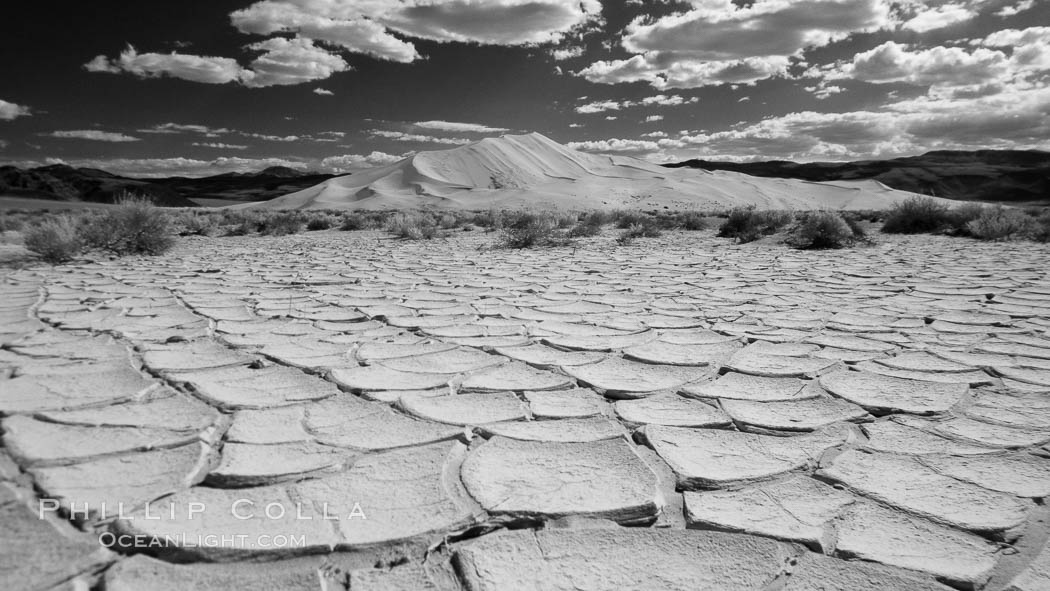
[2,228,1050,590]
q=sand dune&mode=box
[241,133,950,211]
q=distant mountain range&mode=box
[0,164,338,207]
[665,150,1050,205]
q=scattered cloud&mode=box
[320,151,403,172]
[313,88,334,95]
[645,115,664,122]
[84,46,245,84]
[137,123,231,136]
[996,0,1034,17]
[242,37,350,87]
[242,132,300,142]
[0,99,32,121]
[580,0,894,89]
[551,45,585,60]
[45,130,141,142]
[414,121,509,133]
[191,142,248,149]
[901,3,976,33]
[567,138,659,153]
[575,94,698,113]
[370,130,472,144]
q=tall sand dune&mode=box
[239,133,953,211]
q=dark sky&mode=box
[1,0,1047,177]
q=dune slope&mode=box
[242,133,950,211]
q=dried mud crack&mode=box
[1,229,1049,590]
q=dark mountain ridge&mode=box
[0,164,339,207]
[665,150,1050,205]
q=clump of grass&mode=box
[788,211,859,249]
[497,211,573,248]
[677,210,708,231]
[80,196,176,255]
[175,211,221,236]
[616,219,663,245]
[387,212,440,240]
[339,214,367,231]
[717,207,793,243]
[568,211,607,237]
[23,216,83,263]
[1029,211,1050,242]
[305,213,336,231]
[259,212,304,236]
[881,196,953,234]
[965,205,1035,241]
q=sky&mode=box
[1,0,1048,177]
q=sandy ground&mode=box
[2,228,1049,590]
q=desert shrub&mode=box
[497,211,572,248]
[339,214,367,231]
[717,207,793,243]
[387,212,439,240]
[472,209,505,231]
[678,211,708,231]
[0,214,26,232]
[1028,211,1050,242]
[788,211,857,249]
[568,211,606,237]
[305,213,336,231]
[23,216,83,263]
[80,197,176,255]
[176,211,221,236]
[881,196,953,234]
[614,211,648,229]
[616,219,663,245]
[945,202,987,236]
[259,212,304,236]
[437,213,459,230]
[966,205,1035,241]
[842,215,867,239]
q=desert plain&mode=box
[2,220,1049,591]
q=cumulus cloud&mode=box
[46,130,141,142]
[645,115,664,122]
[138,123,231,136]
[575,94,698,113]
[838,41,1008,89]
[0,99,31,121]
[580,0,894,89]
[901,3,976,33]
[320,151,403,172]
[192,142,248,149]
[242,132,300,142]
[86,38,348,88]
[371,130,472,144]
[567,138,660,153]
[84,46,245,84]
[231,0,601,63]
[414,121,509,133]
[313,88,334,95]
[551,45,585,60]
[996,0,1034,17]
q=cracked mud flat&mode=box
[1,229,1050,591]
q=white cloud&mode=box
[230,0,602,65]
[414,121,509,133]
[575,94,699,113]
[192,142,248,149]
[805,83,845,99]
[580,0,894,89]
[242,37,350,87]
[46,130,141,142]
[320,151,403,172]
[996,0,1034,17]
[641,130,668,137]
[567,138,660,153]
[137,123,231,136]
[84,46,245,84]
[242,132,300,142]
[645,115,665,122]
[902,3,976,33]
[551,46,585,60]
[66,157,310,178]
[371,130,472,144]
[0,99,31,121]
[313,88,335,95]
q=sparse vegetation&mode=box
[23,216,83,263]
[788,211,859,249]
[79,196,176,255]
[497,211,573,248]
[717,207,793,243]
[616,219,663,245]
[678,211,708,231]
[965,205,1035,241]
[881,196,953,234]
[387,212,440,240]
[259,212,305,236]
